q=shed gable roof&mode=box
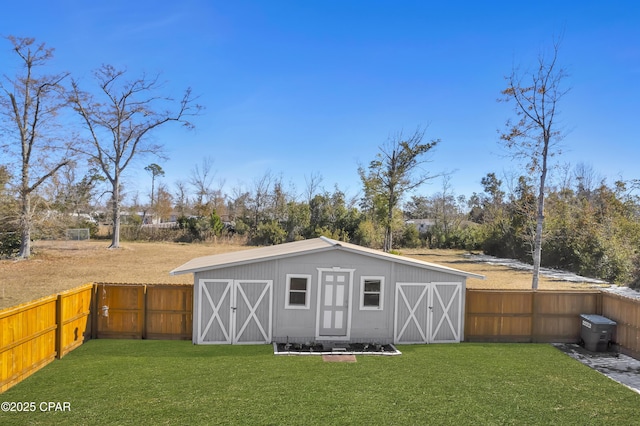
[170,236,484,279]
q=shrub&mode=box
[400,224,422,248]
[0,231,20,258]
[253,221,286,245]
[176,216,211,242]
[353,219,383,249]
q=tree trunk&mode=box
[110,177,121,249]
[18,157,31,258]
[531,212,543,290]
[150,176,155,210]
[384,224,392,252]
[384,191,394,252]
[532,140,549,290]
[18,191,31,259]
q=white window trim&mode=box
[285,274,311,309]
[359,276,384,311]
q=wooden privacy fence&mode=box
[2,284,639,393]
[1,283,192,393]
[93,283,192,340]
[602,292,640,359]
[464,289,640,359]
[1,284,93,393]
[465,290,603,343]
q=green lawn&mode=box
[2,341,638,425]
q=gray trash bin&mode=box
[580,314,616,352]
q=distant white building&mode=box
[69,212,97,224]
[405,219,436,234]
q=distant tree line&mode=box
[1,36,639,288]
[5,153,639,287]
[467,169,640,287]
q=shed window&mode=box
[286,274,311,309]
[360,277,384,310]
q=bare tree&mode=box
[500,41,569,289]
[304,172,323,204]
[174,179,190,217]
[434,175,460,239]
[248,171,273,234]
[70,64,201,248]
[189,156,216,211]
[188,157,227,217]
[359,128,439,252]
[574,162,600,199]
[227,183,250,224]
[209,184,227,217]
[0,36,72,258]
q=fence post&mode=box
[529,289,538,343]
[142,285,148,340]
[91,284,98,339]
[56,294,63,359]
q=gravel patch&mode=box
[554,343,640,394]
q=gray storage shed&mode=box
[171,237,484,345]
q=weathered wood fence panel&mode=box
[532,291,602,342]
[92,283,192,340]
[465,290,534,342]
[0,283,92,393]
[145,285,192,340]
[465,290,602,343]
[601,293,640,359]
[93,284,145,339]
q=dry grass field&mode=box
[0,239,599,310]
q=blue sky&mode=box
[1,1,639,204]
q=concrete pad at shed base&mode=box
[322,354,357,362]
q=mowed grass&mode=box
[2,341,638,425]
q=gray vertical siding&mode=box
[193,248,467,344]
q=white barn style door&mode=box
[430,282,463,343]
[394,283,430,344]
[198,279,272,344]
[233,280,273,344]
[394,282,462,344]
[198,279,233,344]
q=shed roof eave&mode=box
[170,242,485,280]
[169,244,337,276]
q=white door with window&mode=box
[197,279,272,344]
[316,268,354,340]
[394,282,462,344]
